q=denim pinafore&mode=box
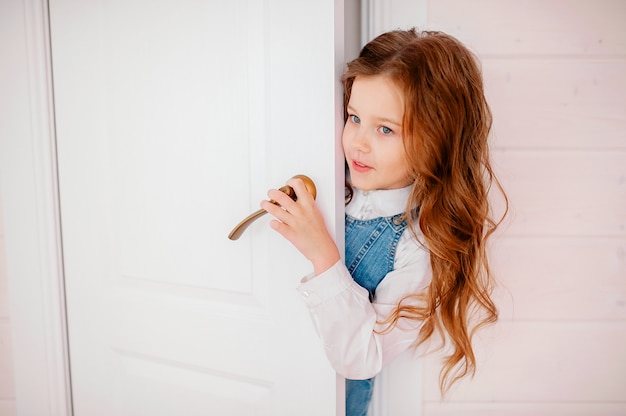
[344,212,408,416]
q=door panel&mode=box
[50,1,343,414]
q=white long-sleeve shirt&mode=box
[296,186,432,380]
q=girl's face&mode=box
[343,75,412,191]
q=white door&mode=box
[50,1,346,415]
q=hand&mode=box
[261,177,340,275]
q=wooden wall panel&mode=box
[493,150,626,236]
[412,0,626,414]
[427,0,626,56]
[491,237,626,321]
[422,322,626,402]
[484,60,626,149]
[424,403,626,416]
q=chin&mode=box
[349,178,375,191]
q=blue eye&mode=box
[380,126,393,135]
[350,115,361,124]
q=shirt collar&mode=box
[346,185,412,220]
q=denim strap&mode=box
[344,213,407,416]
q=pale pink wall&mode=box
[0,196,16,415]
[418,0,626,415]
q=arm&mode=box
[262,177,430,378]
[297,243,430,379]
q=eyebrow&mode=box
[347,105,402,127]
[379,117,402,127]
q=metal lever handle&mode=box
[228,174,317,240]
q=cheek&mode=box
[341,124,351,152]
[390,143,410,170]
[399,151,412,176]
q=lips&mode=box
[351,159,372,173]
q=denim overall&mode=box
[345,212,407,416]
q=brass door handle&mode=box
[228,174,317,240]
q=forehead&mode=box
[349,75,405,120]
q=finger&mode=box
[268,187,299,212]
[286,178,314,204]
[261,198,289,222]
[268,218,293,239]
[262,188,302,223]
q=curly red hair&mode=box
[343,29,507,394]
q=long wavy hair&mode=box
[342,29,507,394]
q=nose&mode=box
[344,126,370,153]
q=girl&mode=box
[261,28,506,416]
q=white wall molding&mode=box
[360,0,428,44]
[0,0,71,414]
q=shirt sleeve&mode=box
[296,237,431,380]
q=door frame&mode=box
[0,1,72,415]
